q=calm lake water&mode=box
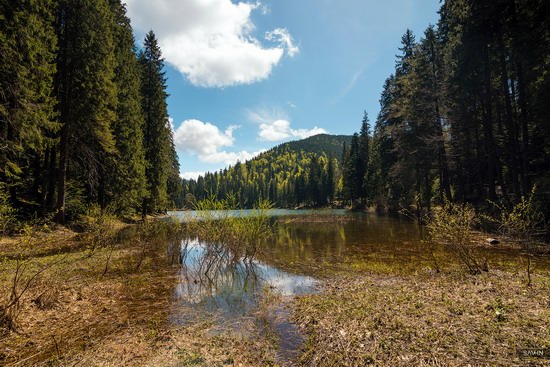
[166,209,530,364]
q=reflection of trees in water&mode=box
[256,217,427,274]
[176,238,264,316]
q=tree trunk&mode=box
[496,29,521,200]
[46,145,57,211]
[509,0,530,195]
[41,148,50,213]
[482,38,497,201]
[56,126,69,224]
[429,36,452,203]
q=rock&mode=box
[486,238,499,244]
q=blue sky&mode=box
[124,0,441,180]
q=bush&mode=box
[426,198,486,275]
[186,194,274,260]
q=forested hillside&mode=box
[0,0,181,223]
[284,134,352,161]
[183,134,352,208]
[341,0,550,214]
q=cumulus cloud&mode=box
[247,107,327,142]
[125,0,299,87]
[180,171,205,181]
[173,119,264,165]
[258,120,327,141]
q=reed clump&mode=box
[185,195,274,260]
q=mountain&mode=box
[183,133,353,208]
[279,134,352,162]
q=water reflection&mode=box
[257,213,428,275]
[172,238,317,324]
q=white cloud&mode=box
[125,0,298,87]
[173,119,264,165]
[265,28,299,57]
[173,119,234,160]
[247,107,327,142]
[258,120,327,141]
[180,171,205,181]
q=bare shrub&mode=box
[486,188,548,286]
[0,226,66,331]
[426,198,486,275]
[187,194,274,260]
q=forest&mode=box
[186,0,550,215]
[362,0,550,214]
[2,0,550,221]
[1,0,181,225]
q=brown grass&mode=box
[0,221,279,367]
[293,270,550,366]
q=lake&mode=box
[166,209,528,364]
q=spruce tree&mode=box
[54,0,116,223]
[0,0,58,208]
[358,111,370,203]
[106,0,147,214]
[139,30,170,215]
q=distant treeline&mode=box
[1,0,181,222]
[183,135,350,208]
[185,0,550,213]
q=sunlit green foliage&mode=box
[185,135,347,208]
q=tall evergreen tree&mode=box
[358,111,370,203]
[54,0,116,223]
[105,0,147,214]
[139,30,171,215]
[343,133,361,205]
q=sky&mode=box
[123,0,441,180]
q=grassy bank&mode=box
[293,269,550,366]
[1,208,548,366]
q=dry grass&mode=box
[0,221,279,367]
[2,216,548,367]
[293,270,550,366]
